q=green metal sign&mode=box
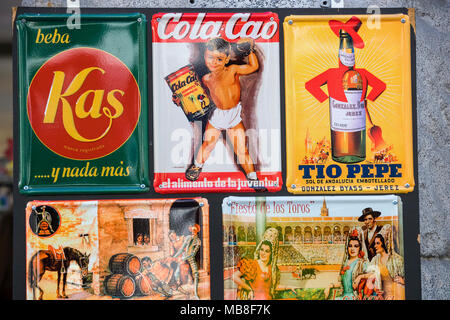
[16,13,149,194]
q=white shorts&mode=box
[208,103,242,130]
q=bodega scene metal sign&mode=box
[26,198,210,300]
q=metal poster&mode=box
[25,198,210,300]
[223,195,404,300]
[16,14,149,194]
[152,12,282,193]
[284,14,414,194]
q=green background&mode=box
[16,13,149,194]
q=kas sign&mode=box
[16,13,149,194]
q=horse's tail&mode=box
[28,252,37,288]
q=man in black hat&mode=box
[358,207,387,261]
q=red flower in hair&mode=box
[358,251,365,259]
[350,229,359,238]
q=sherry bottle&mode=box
[330,30,366,163]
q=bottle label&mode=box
[339,50,355,67]
[329,90,365,132]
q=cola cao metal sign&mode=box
[16,14,149,194]
[152,12,282,193]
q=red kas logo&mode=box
[27,47,141,160]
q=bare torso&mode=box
[203,66,241,110]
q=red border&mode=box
[154,171,282,193]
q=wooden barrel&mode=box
[134,274,153,296]
[109,253,141,276]
[104,274,135,298]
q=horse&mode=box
[28,247,90,300]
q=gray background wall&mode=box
[19,0,450,300]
